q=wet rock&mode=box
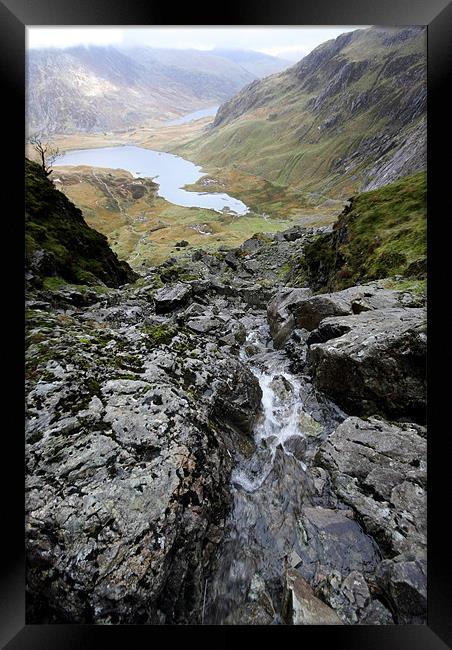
[269,375,294,402]
[284,436,307,461]
[283,569,343,625]
[375,556,427,624]
[297,506,380,584]
[316,416,426,558]
[211,359,263,436]
[308,307,426,422]
[154,283,192,313]
[267,288,312,348]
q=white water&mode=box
[54,145,249,215]
[206,320,375,625]
[234,333,307,493]
[205,322,318,623]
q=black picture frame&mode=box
[2,0,451,646]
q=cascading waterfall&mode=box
[205,319,336,625]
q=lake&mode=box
[165,105,219,126]
[54,145,249,215]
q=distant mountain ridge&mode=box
[26,46,289,136]
[208,48,291,77]
[179,26,426,197]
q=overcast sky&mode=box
[26,26,368,61]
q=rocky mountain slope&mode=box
[178,27,426,198]
[26,46,287,136]
[25,168,426,625]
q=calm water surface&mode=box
[54,145,248,215]
[165,105,219,126]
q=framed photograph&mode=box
[2,0,451,646]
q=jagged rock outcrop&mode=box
[268,280,423,346]
[26,279,265,623]
[316,416,426,623]
[307,307,426,423]
[316,416,426,558]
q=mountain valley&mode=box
[25,26,428,627]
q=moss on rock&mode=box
[293,171,426,292]
[26,158,138,289]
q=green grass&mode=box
[143,324,177,348]
[297,171,426,291]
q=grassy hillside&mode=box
[176,27,426,201]
[290,171,426,292]
[25,159,137,287]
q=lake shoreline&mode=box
[54,145,250,216]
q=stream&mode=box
[205,316,381,625]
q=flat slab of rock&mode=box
[316,416,426,558]
[292,283,423,331]
[308,307,426,422]
[154,283,192,313]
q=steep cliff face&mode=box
[181,27,426,197]
[25,159,137,288]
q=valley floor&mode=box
[27,121,343,268]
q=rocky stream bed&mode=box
[25,227,426,625]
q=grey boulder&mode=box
[308,307,426,422]
[154,283,192,313]
[316,416,427,558]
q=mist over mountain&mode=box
[208,48,291,77]
[26,45,289,136]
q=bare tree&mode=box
[28,135,60,176]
